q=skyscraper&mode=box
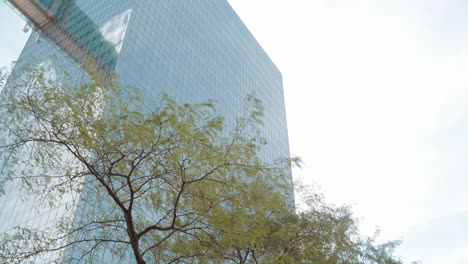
[0,0,291,262]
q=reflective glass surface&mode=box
[0,1,291,262]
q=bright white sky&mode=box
[227,0,468,263]
[2,1,468,263]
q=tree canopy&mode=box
[0,65,403,263]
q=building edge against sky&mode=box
[0,0,292,262]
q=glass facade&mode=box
[0,0,292,262]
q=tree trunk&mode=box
[125,211,146,264]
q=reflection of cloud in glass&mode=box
[99,9,132,55]
[38,59,57,81]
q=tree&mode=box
[0,65,404,263]
[0,65,294,263]
[251,182,404,264]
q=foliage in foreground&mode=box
[0,65,402,263]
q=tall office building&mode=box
[0,0,291,262]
